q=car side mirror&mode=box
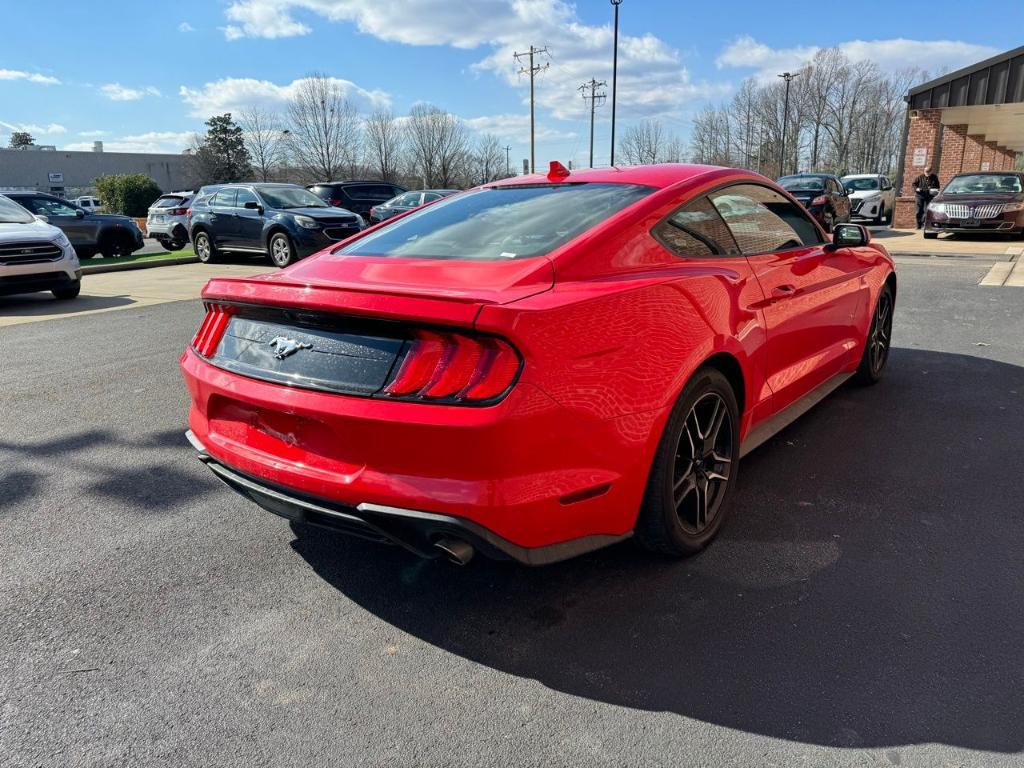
[830,223,869,249]
[244,201,263,213]
[75,209,85,218]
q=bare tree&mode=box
[286,73,362,181]
[468,133,506,185]
[405,104,469,188]
[617,120,677,165]
[363,108,404,182]
[239,106,286,182]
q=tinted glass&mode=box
[338,183,654,261]
[211,189,236,207]
[348,184,395,199]
[153,196,185,208]
[392,192,422,207]
[32,197,79,217]
[422,193,442,203]
[711,184,821,254]
[235,188,258,207]
[0,195,34,224]
[778,176,825,192]
[258,187,329,209]
[842,177,880,191]
[944,174,1022,194]
[653,196,740,258]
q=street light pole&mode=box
[610,0,622,166]
[778,71,798,177]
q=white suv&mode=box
[0,194,81,300]
[71,196,105,213]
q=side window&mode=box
[422,193,442,203]
[652,196,740,258]
[235,188,258,208]
[710,184,823,254]
[36,198,78,216]
[211,189,236,207]
[397,192,422,206]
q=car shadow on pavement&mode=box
[291,347,1024,752]
[0,293,137,318]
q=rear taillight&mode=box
[170,207,189,216]
[385,331,520,403]
[186,208,193,222]
[811,195,829,206]
[191,304,233,358]
[329,197,343,207]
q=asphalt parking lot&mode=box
[2,257,1023,767]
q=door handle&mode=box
[772,285,796,298]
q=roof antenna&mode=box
[547,160,570,180]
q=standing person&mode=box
[912,166,941,229]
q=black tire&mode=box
[52,279,81,301]
[98,232,135,258]
[193,231,217,263]
[268,232,296,268]
[635,367,741,557]
[854,283,894,385]
[923,231,938,240]
[164,240,185,252]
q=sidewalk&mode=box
[871,228,1024,260]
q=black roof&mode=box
[308,180,400,186]
[907,45,1024,109]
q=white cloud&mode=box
[716,35,1000,81]
[101,83,162,101]
[0,68,60,85]
[63,131,193,154]
[0,120,67,135]
[78,129,109,138]
[179,75,390,117]
[178,21,195,32]
[217,1,724,120]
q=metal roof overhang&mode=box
[907,46,1024,151]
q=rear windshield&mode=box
[153,196,186,208]
[336,183,654,260]
[259,187,329,209]
[779,177,825,192]
[842,177,879,191]
[945,174,1022,195]
[0,195,34,224]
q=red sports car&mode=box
[181,163,895,566]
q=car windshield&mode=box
[944,174,1022,195]
[337,183,655,261]
[842,177,879,191]
[779,177,825,192]
[0,196,36,224]
[257,187,329,209]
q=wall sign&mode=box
[47,172,64,183]
[981,161,991,171]
[912,148,928,167]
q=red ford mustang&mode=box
[181,163,895,566]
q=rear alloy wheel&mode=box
[268,232,296,268]
[194,232,217,263]
[855,283,894,385]
[636,368,740,556]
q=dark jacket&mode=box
[913,173,940,195]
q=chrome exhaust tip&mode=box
[433,537,474,566]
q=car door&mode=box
[233,188,264,248]
[207,189,237,245]
[28,196,94,247]
[710,183,866,414]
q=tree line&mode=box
[186,73,512,191]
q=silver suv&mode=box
[146,191,194,251]
[0,194,81,300]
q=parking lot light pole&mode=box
[778,71,799,177]
[610,0,623,166]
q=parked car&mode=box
[369,189,460,223]
[307,181,406,220]
[3,191,145,258]
[841,174,895,225]
[146,191,194,251]
[188,183,364,267]
[0,194,81,300]
[777,173,852,232]
[925,171,1024,239]
[181,162,896,566]
[71,195,105,213]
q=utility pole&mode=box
[504,144,512,176]
[514,46,550,173]
[609,0,623,166]
[778,71,799,177]
[578,78,607,168]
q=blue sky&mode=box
[2,0,1020,168]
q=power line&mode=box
[579,78,607,169]
[504,144,512,176]
[513,45,550,174]
[778,71,800,177]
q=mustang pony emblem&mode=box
[268,336,312,359]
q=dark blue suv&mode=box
[188,183,364,267]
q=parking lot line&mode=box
[980,262,1015,286]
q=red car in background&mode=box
[181,163,895,566]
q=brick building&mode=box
[893,46,1024,228]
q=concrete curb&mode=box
[82,256,199,275]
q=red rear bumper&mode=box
[181,348,663,559]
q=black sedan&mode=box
[776,173,852,233]
[368,189,460,223]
